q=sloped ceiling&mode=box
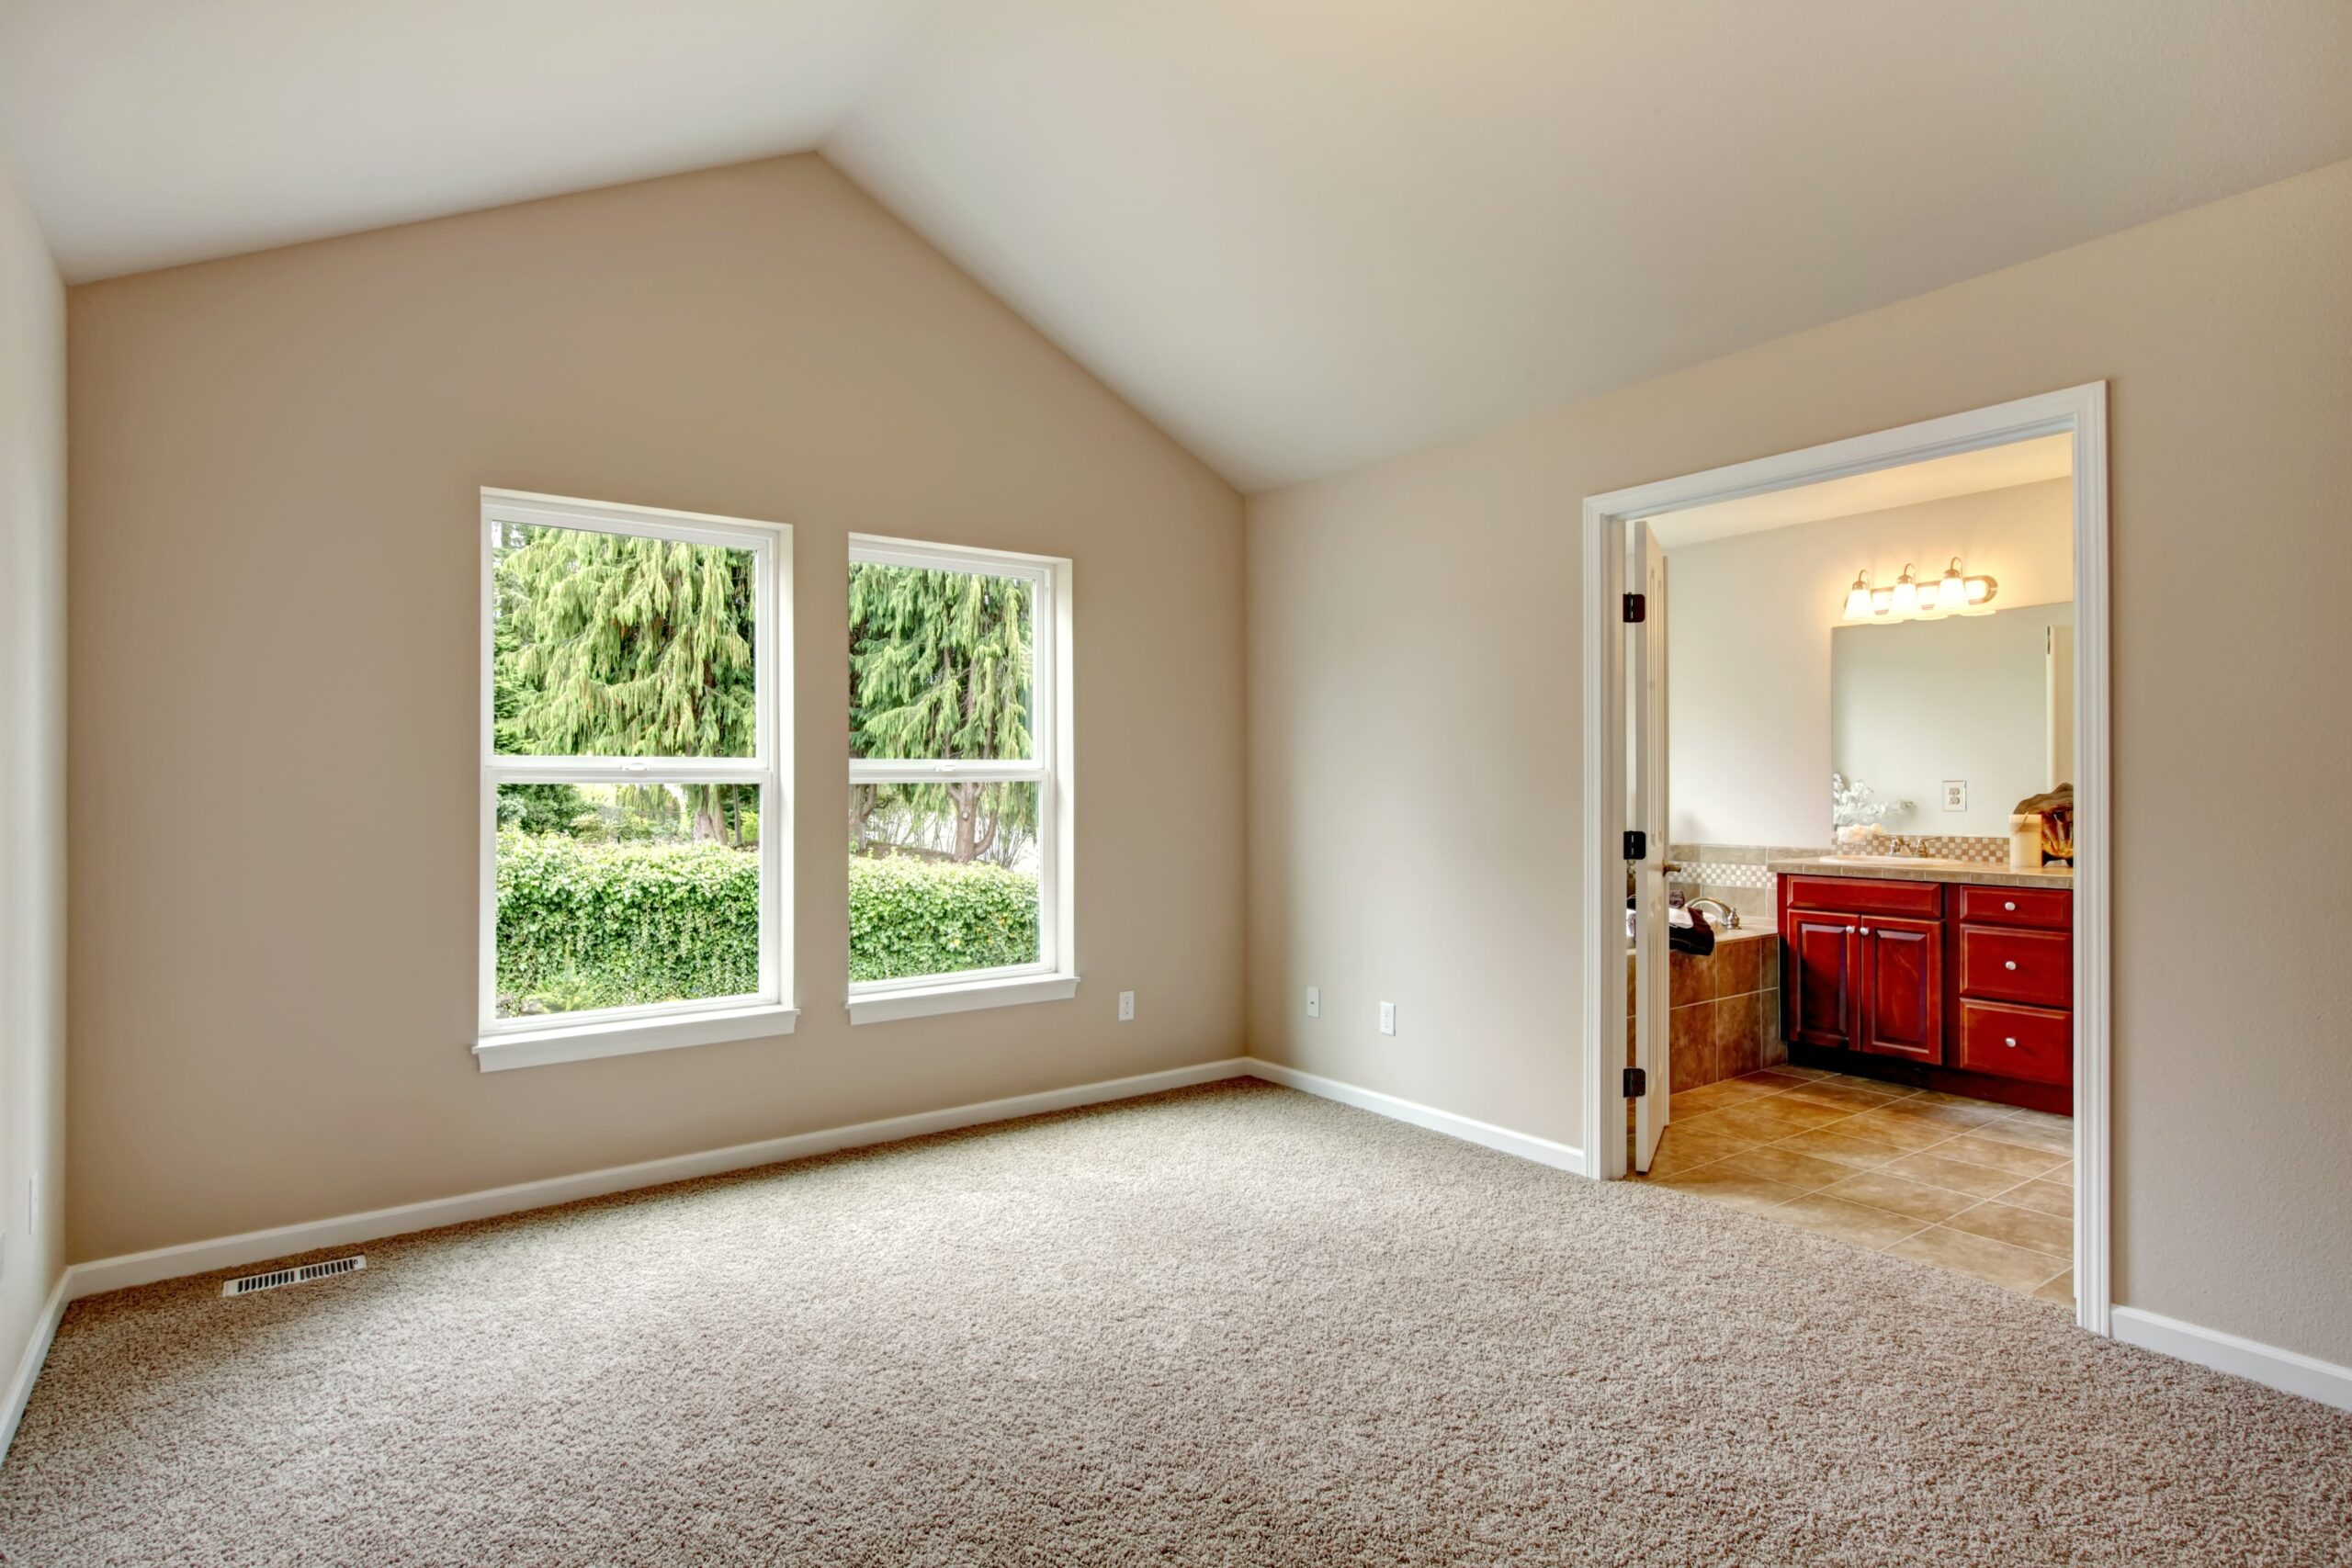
[7,2,2351,490]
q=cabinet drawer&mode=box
[1956,1000,2073,1086]
[1957,926,2071,1008]
[1956,885,2073,932]
[1781,876,1943,919]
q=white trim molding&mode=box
[61,1057,1594,1305]
[0,1272,70,1462]
[2113,1307,2352,1415]
[1577,383,2113,1337]
[1247,1060,1588,1175]
[66,1059,1257,1301]
[846,971,1079,1025]
[473,1002,799,1072]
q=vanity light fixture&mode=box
[1839,558,2000,623]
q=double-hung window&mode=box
[476,489,794,1071]
[845,536,1075,1022]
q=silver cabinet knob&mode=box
[2004,900,2017,911]
[2005,1036,2018,1047]
[2005,960,2018,970]
[1860,926,1871,936]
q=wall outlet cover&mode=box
[1942,780,1968,811]
[1117,990,1136,1021]
[1379,1001,1396,1035]
[1306,987,1319,1018]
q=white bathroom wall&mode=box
[1831,602,2075,836]
[1667,478,2072,846]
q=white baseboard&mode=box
[0,1273,70,1461]
[67,1057,1257,1301]
[1244,1058,1588,1175]
[2112,1306,2352,1414]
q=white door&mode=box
[1631,523,1671,1172]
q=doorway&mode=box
[1578,384,2111,1334]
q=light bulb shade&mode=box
[1842,573,1873,620]
[1938,559,1968,609]
[1889,566,1920,615]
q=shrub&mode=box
[496,830,760,1014]
[494,833,1042,1011]
[848,853,1039,983]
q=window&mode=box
[845,536,1075,1022]
[476,490,794,1070]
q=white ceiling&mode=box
[6,3,2351,492]
[1646,434,2074,550]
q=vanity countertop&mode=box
[1768,856,2074,891]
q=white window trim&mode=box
[844,535,1076,1024]
[474,489,797,1071]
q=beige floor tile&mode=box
[1833,1108,1964,1152]
[1994,1105,2075,1131]
[1884,1225,2071,1292]
[2032,1269,2076,1304]
[1871,1100,2012,1134]
[1777,1077,1910,1113]
[1669,1078,1779,1118]
[1942,1199,2073,1258]
[1640,1137,1733,1179]
[1818,1168,1981,1224]
[1929,1133,2070,1180]
[1769,1066,1841,1081]
[1652,1166,1813,1216]
[1877,1150,2029,1200]
[1653,1113,1770,1159]
[1970,1114,2075,1156]
[1706,1143,1854,1194]
[1733,1068,1814,1092]
[1702,1097,1856,1142]
[1773,1126,1914,1171]
[1770,1193,1931,1248]
[1997,1176,2073,1218]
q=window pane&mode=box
[495,782,763,1018]
[847,560,1034,761]
[493,522,758,757]
[848,782,1042,982]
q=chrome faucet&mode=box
[1684,897,1739,931]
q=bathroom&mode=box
[1629,434,2080,1299]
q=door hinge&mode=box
[1623,1066,1647,1098]
[1623,592,1646,623]
[1623,829,1647,862]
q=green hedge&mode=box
[847,853,1039,983]
[495,832,1041,1013]
[496,830,760,1014]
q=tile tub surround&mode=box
[1768,855,2075,890]
[1638,1066,2075,1299]
[1629,925,1783,1091]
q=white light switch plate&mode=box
[1306,987,1319,1018]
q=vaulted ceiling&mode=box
[6,2,2350,490]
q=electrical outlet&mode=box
[1117,990,1135,1021]
[1306,987,1319,1019]
[1379,1001,1396,1036]
[1942,780,1967,812]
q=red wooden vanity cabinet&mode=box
[1779,872,2073,1112]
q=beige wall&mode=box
[1249,157,2352,1365]
[66,155,1245,1262]
[0,155,68,1389]
[1670,478,2074,845]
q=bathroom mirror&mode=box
[1829,601,2074,836]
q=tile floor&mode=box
[1635,1066,2075,1301]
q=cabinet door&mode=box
[1859,915,1943,1063]
[1785,915,1859,1051]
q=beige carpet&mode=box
[3,1080,2346,1566]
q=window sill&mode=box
[473,1003,798,1073]
[846,972,1080,1026]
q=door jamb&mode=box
[1577,382,2112,1337]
